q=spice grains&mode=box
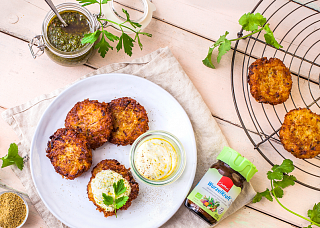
[0,192,27,228]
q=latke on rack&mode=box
[248,57,292,105]
[279,108,320,159]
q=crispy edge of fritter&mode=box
[279,108,320,159]
[248,57,292,105]
[109,97,149,146]
[46,128,92,180]
[65,99,113,149]
[87,159,139,217]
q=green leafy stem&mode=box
[203,12,282,69]
[102,179,129,218]
[77,0,152,58]
[253,159,320,228]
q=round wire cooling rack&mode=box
[231,0,320,191]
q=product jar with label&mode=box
[185,147,258,225]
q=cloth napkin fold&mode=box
[2,47,256,228]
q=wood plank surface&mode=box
[1,0,319,227]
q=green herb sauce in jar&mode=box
[47,11,90,52]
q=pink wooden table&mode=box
[1,0,319,227]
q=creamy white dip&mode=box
[134,138,177,180]
[91,170,131,212]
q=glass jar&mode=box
[129,130,186,186]
[185,147,258,225]
[28,3,99,67]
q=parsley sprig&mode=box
[76,0,152,58]
[102,179,129,217]
[1,143,24,170]
[253,159,320,228]
[203,12,282,69]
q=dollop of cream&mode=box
[134,138,177,180]
[91,170,131,212]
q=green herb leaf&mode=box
[101,0,110,4]
[263,24,283,49]
[238,12,266,31]
[113,179,127,196]
[102,30,119,42]
[1,143,24,170]
[275,159,295,174]
[253,188,273,203]
[217,39,231,63]
[202,47,215,69]
[308,203,320,224]
[76,0,99,7]
[274,175,296,189]
[94,34,113,58]
[261,188,273,201]
[117,33,134,56]
[135,33,143,50]
[122,9,142,28]
[115,196,129,209]
[273,186,284,198]
[102,193,114,205]
[267,170,283,180]
[81,30,101,44]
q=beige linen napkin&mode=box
[2,47,256,228]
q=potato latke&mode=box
[248,57,292,105]
[87,159,139,217]
[65,99,113,149]
[46,128,92,180]
[109,97,149,146]
[279,108,320,159]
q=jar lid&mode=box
[217,147,258,182]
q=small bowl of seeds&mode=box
[0,191,29,228]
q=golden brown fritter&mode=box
[46,128,92,180]
[87,159,139,217]
[279,108,320,159]
[248,57,292,105]
[109,97,149,146]
[65,99,113,149]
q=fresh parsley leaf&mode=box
[217,39,231,63]
[276,159,294,174]
[135,33,143,50]
[94,34,113,58]
[273,186,284,198]
[102,0,110,4]
[81,30,101,44]
[261,188,273,201]
[1,143,24,170]
[102,193,114,205]
[274,175,296,189]
[263,24,283,49]
[115,196,129,209]
[308,203,320,224]
[117,33,134,56]
[122,9,142,29]
[267,170,283,180]
[102,30,119,42]
[252,192,262,203]
[202,47,215,69]
[253,188,273,203]
[114,179,127,196]
[239,12,266,31]
[76,0,99,7]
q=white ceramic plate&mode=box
[30,73,197,228]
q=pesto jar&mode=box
[29,3,99,67]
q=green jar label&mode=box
[187,168,241,221]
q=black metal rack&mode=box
[231,0,320,191]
